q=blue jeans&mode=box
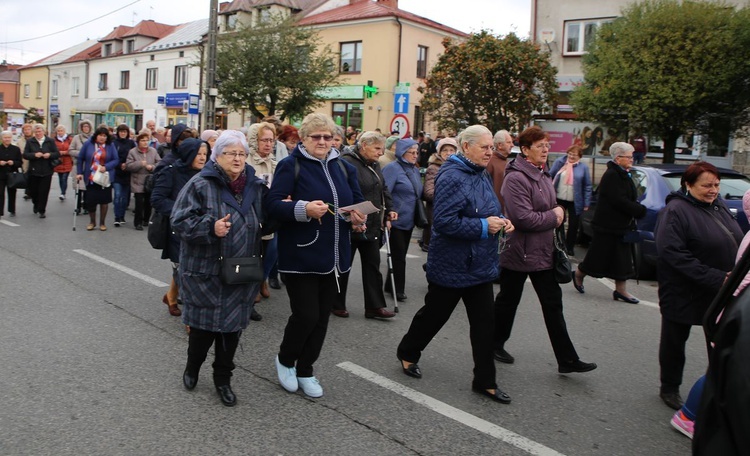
[113,182,131,221]
[58,172,70,196]
[682,375,705,420]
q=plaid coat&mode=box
[171,162,265,333]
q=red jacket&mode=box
[54,135,74,174]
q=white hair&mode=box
[211,130,249,162]
[610,142,634,158]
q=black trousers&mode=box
[398,281,498,390]
[186,328,241,387]
[278,272,341,377]
[556,199,581,253]
[659,317,705,393]
[494,268,579,363]
[27,174,53,214]
[0,174,17,215]
[133,192,152,227]
[335,238,387,311]
[384,227,413,295]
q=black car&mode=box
[580,164,750,279]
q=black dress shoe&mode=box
[572,271,585,293]
[268,276,281,289]
[396,293,407,302]
[558,360,598,373]
[493,348,515,364]
[365,307,396,319]
[472,386,512,404]
[250,309,262,321]
[397,356,422,378]
[216,384,237,407]
[183,367,198,390]
[331,309,350,318]
[660,392,683,410]
[39,213,46,219]
[613,290,639,304]
[135,224,143,231]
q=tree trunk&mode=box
[662,132,680,164]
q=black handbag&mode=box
[219,255,264,285]
[414,200,429,228]
[147,211,170,250]
[7,172,27,189]
[553,230,573,284]
[50,158,62,168]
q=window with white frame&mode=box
[72,77,80,96]
[51,79,58,99]
[146,68,158,90]
[417,45,428,79]
[174,65,187,89]
[126,39,135,54]
[226,13,238,30]
[23,84,30,98]
[340,41,362,73]
[36,81,42,98]
[103,43,112,57]
[563,18,615,55]
[120,70,130,89]
[98,73,108,91]
[258,7,271,24]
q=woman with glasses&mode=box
[171,130,267,407]
[549,145,592,256]
[573,142,647,304]
[397,125,515,404]
[382,138,421,302]
[266,113,365,398]
[494,126,597,374]
[245,122,279,316]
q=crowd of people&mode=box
[2,116,746,450]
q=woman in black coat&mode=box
[23,124,60,218]
[654,161,742,410]
[573,142,646,302]
[334,131,397,319]
[0,131,23,217]
[151,138,207,317]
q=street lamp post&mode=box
[204,0,218,130]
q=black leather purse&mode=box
[553,230,573,284]
[219,255,264,285]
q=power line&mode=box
[0,0,141,45]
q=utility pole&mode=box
[204,0,219,130]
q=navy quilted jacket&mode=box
[425,154,503,287]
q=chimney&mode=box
[376,0,398,7]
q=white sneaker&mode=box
[275,356,298,392]
[59,195,65,201]
[297,376,323,398]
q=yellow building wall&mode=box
[18,66,49,126]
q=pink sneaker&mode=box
[671,410,694,439]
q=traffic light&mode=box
[364,80,378,98]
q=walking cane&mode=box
[384,226,399,313]
[72,180,78,231]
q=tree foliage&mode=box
[215,14,338,121]
[571,0,750,163]
[419,31,557,134]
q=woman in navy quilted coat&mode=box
[170,130,266,407]
[397,125,515,404]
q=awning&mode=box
[73,97,133,113]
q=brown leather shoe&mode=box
[168,304,182,316]
[331,309,349,318]
[254,293,261,303]
[260,281,271,298]
[365,307,396,319]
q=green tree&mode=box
[419,31,557,134]
[215,14,338,121]
[25,107,43,124]
[571,0,750,163]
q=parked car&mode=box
[580,164,750,279]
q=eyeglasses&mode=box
[222,151,247,159]
[308,134,334,142]
[618,155,634,160]
[258,138,275,143]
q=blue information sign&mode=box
[394,93,409,114]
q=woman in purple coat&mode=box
[494,126,597,374]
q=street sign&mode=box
[389,114,410,139]
[394,93,409,114]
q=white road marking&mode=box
[0,220,20,227]
[596,278,658,309]
[74,249,169,287]
[337,361,566,456]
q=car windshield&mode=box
[663,174,750,199]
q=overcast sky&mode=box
[1,0,531,65]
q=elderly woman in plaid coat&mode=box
[171,130,267,407]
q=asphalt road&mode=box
[0,187,703,455]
